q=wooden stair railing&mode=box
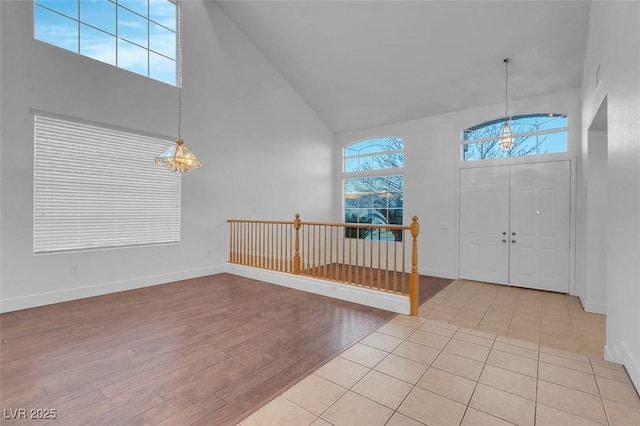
[228,214,420,315]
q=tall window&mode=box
[343,138,404,240]
[463,113,568,161]
[34,0,177,85]
[33,113,181,254]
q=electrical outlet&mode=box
[71,264,79,274]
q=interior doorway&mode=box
[582,97,608,313]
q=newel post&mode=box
[293,214,301,275]
[410,215,420,316]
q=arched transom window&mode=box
[462,113,567,161]
[343,137,404,240]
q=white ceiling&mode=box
[215,0,591,133]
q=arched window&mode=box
[462,113,567,161]
[343,137,404,240]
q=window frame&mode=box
[33,0,178,85]
[461,113,568,162]
[342,137,405,240]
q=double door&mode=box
[459,161,571,293]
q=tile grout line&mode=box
[534,339,541,426]
[458,331,496,425]
[589,357,612,426]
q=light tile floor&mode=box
[239,282,640,426]
[420,280,607,358]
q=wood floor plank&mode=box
[0,273,433,425]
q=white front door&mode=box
[459,161,571,292]
[509,161,570,292]
[459,166,510,285]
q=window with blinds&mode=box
[33,113,181,254]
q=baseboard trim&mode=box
[419,268,457,280]
[583,300,607,315]
[605,341,640,394]
[0,265,225,313]
[225,263,410,315]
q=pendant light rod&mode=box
[503,57,510,119]
[497,57,514,152]
[177,0,183,140]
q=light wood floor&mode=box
[0,273,396,425]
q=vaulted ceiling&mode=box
[216,1,591,133]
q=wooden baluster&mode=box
[279,223,282,271]
[293,214,301,274]
[246,222,250,266]
[236,222,240,264]
[385,233,390,291]
[286,224,289,272]
[323,225,328,279]
[354,227,359,285]
[264,223,268,269]
[228,222,233,263]
[348,229,352,284]
[401,230,407,294]
[265,223,269,269]
[309,225,313,276]
[254,222,258,267]
[312,225,317,277]
[393,235,398,293]
[377,230,382,290]
[328,225,333,280]
[258,223,262,268]
[269,223,273,270]
[253,223,257,268]
[370,229,374,288]
[343,227,347,283]
[271,223,275,270]
[333,226,344,281]
[410,216,420,316]
[360,228,367,287]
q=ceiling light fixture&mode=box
[155,0,201,173]
[498,58,514,152]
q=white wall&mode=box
[0,0,334,312]
[580,1,640,389]
[336,89,581,280]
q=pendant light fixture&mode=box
[498,58,514,152]
[155,0,201,173]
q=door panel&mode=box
[459,166,510,285]
[509,161,570,292]
[459,161,571,293]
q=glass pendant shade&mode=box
[155,139,201,173]
[498,121,514,151]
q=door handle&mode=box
[512,240,516,243]
[512,232,516,236]
[502,239,507,243]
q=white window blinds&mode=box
[34,113,181,254]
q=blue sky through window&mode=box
[34,0,177,85]
[462,113,568,161]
